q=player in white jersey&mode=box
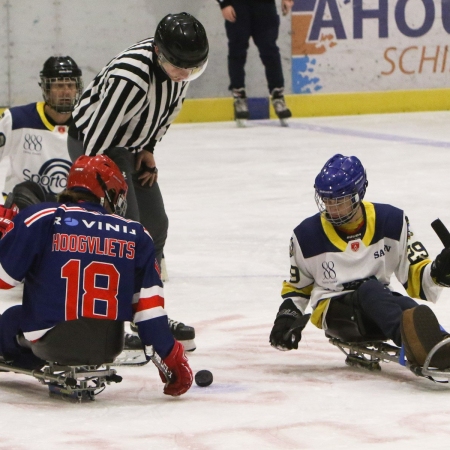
[270,154,450,369]
[0,56,83,201]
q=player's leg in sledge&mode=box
[0,306,46,371]
[325,287,390,371]
[401,304,450,370]
[326,279,450,378]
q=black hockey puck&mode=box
[195,370,213,387]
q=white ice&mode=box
[1,112,450,450]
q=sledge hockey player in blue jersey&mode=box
[0,56,83,200]
[0,155,192,396]
[270,154,450,371]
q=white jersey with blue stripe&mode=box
[281,201,442,329]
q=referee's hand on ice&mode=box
[136,150,158,187]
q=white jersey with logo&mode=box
[0,102,71,196]
[281,201,443,329]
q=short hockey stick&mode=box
[283,313,311,341]
[146,345,174,383]
[431,219,450,248]
[3,192,14,209]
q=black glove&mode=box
[270,299,304,351]
[431,248,450,287]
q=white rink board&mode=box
[291,0,450,93]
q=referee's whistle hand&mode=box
[136,150,158,186]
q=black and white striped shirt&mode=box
[72,37,189,155]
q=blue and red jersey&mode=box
[0,201,174,357]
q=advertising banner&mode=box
[292,0,450,93]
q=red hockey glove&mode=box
[0,204,19,219]
[0,204,18,238]
[159,340,193,396]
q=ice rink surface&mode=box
[1,111,450,449]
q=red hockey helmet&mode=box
[67,155,128,215]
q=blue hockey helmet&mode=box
[314,154,368,225]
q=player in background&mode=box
[0,56,83,202]
[68,12,209,352]
[270,154,450,369]
[0,155,192,397]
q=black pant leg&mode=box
[103,148,140,222]
[133,178,168,265]
[225,1,252,90]
[250,0,284,92]
[0,305,45,369]
[67,134,85,162]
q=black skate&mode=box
[271,87,292,127]
[232,88,250,128]
[111,332,148,366]
[112,317,196,366]
[168,318,196,352]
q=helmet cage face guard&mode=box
[314,191,362,226]
[40,76,83,113]
[114,192,127,216]
[157,51,208,82]
[95,172,127,216]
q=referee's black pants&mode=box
[67,136,168,265]
[225,0,284,92]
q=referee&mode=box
[67,12,209,266]
[67,12,208,354]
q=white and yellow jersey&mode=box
[0,102,71,196]
[282,201,442,330]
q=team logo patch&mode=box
[23,133,43,151]
[23,158,72,196]
[351,242,360,252]
[64,217,79,226]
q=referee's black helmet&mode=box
[154,12,209,69]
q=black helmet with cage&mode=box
[39,56,83,113]
[154,12,209,81]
